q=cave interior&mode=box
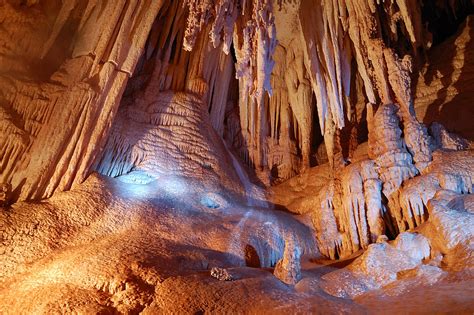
[1,0,474,313]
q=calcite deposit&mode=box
[1,0,473,313]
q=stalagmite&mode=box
[273,234,302,285]
[384,50,432,172]
[311,159,387,259]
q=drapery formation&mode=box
[0,1,163,202]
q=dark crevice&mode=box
[422,1,474,46]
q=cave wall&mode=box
[415,16,474,140]
[0,0,163,202]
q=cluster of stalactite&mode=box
[181,0,281,184]
[119,0,237,138]
[297,0,474,259]
[93,0,246,192]
[297,0,435,170]
[182,0,277,103]
[180,0,472,184]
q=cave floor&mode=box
[0,173,473,314]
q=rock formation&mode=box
[210,267,235,281]
[273,234,302,285]
[321,231,433,298]
[1,0,474,313]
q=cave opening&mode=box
[244,244,261,268]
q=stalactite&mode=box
[297,0,441,170]
[183,0,277,103]
[180,0,446,184]
[182,0,278,181]
[312,100,472,259]
[299,0,350,136]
